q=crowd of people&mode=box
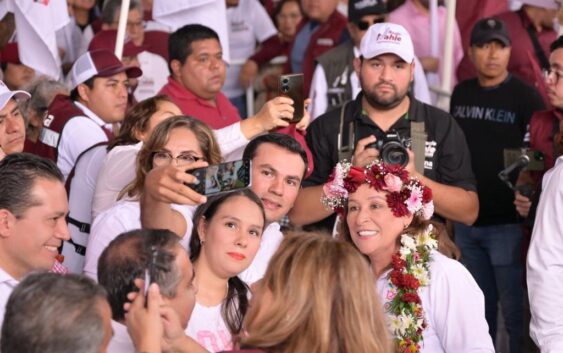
[0,0,563,352]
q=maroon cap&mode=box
[0,43,21,65]
[89,30,148,57]
[69,49,143,89]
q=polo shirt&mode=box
[304,93,476,231]
[159,77,241,129]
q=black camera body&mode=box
[366,131,411,167]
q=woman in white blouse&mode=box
[322,160,494,353]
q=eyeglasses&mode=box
[543,68,563,84]
[356,17,386,31]
[152,151,205,167]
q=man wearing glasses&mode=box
[309,0,431,119]
[450,18,544,353]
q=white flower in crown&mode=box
[421,200,435,220]
[416,227,438,250]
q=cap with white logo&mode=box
[359,23,415,63]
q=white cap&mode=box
[520,0,558,9]
[359,23,415,63]
[0,80,30,111]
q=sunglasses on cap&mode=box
[356,17,386,31]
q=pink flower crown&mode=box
[321,160,434,220]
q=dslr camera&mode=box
[366,131,411,167]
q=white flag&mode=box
[8,0,69,80]
[152,0,230,62]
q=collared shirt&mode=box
[57,101,113,180]
[159,77,241,129]
[527,156,563,353]
[305,93,476,232]
[0,267,19,332]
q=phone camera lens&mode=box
[282,78,289,84]
[281,85,290,93]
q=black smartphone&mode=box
[279,73,304,123]
[187,159,252,196]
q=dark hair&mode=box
[272,0,303,28]
[551,35,563,52]
[101,0,142,24]
[168,24,220,74]
[97,228,183,321]
[1,272,108,353]
[108,95,174,150]
[243,133,308,178]
[70,77,95,101]
[0,153,64,217]
[189,189,266,335]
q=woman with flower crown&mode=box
[323,160,494,353]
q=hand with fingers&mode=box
[125,281,163,353]
[144,163,208,206]
[353,135,380,167]
[254,96,294,131]
[514,191,532,218]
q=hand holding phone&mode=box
[186,159,252,196]
[279,73,304,123]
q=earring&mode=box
[200,239,205,246]
[403,223,409,230]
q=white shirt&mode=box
[92,123,249,219]
[83,200,194,280]
[0,267,18,332]
[309,47,432,119]
[185,303,233,353]
[239,222,282,285]
[62,144,108,274]
[57,101,112,180]
[224,0,277,98]
[376,251,494,353]
[107,320,135,353]
[56,18,93,65]
[133,51,169,102]
[527,156,563,353]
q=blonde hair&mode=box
[118,115,223,200]
[241,231,391,353]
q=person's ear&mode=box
[353,57,362,77]
[77,83,91,103]
[0,209,17,238]
[196,216,207,244]
[170,59,183,80]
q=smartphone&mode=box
[187,159,252,196]
[278,73,304,123]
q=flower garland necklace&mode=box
[385,224,438,353]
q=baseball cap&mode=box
[0,80,30,111]
[0,43,21,65]
[359,23,414,63]
[68,49,143,89]
[348,0,387,23]
[520,0,558,9]
[88,30,148,57]
[470,18,511,47]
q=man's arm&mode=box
[140,163,207,237]
[289,184,333,226]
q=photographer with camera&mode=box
[450,18,545,353]
[289,23,478,233]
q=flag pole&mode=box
[436,0,456,111]
[114,0,131,60]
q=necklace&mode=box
[384,225,437,353]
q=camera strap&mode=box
[337,101,354,161]
[410,121,426,174]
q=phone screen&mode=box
[188,159,252,196]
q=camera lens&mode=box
[281,85,290,93]
[381,143,409,167]
[282,78,289,84]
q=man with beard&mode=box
[289,23,478,233]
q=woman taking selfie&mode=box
[126,231,391,353]
[186,189,266,352]
[83,115,222,279]
[322,160,494,353]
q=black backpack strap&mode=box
[337,101,355,161]
[523,12,550,70]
